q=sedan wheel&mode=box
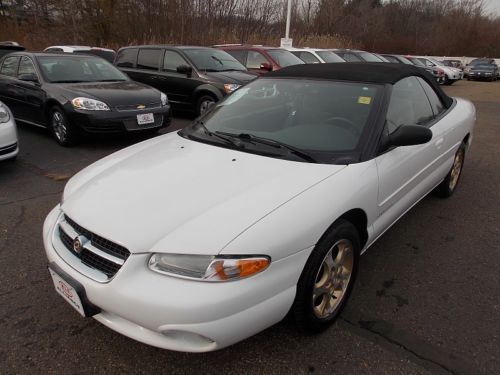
[434,142,466,197]
[50,108,77,146]
[292,219,360,332]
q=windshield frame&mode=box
[36,55,128,83]
[180,77,385,165]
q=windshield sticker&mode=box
[358,96,371,105]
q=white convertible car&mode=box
[43,63,475,352]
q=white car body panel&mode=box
[43,86,475,352]
[0,101,18,161]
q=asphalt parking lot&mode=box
[1,80,499,374]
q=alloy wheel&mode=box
[52,111,67,143]
[199,98,215,115]
[312,239,354,319]
[449,147,464,191]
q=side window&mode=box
[386,76,434,133]
[343,53,362,62]
[299,52,320,64]
[46,48,63,52]
[247,51,268,69]
[137,49,162,71]
[18,56,37,77]
[417,77,444,116]
[0,56,20,77]
[226,50,247,65]
[163,50,189,72]
[115,48,138,68]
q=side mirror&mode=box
[260,62,273,71]
[389,125,432,147]
[18,73,39,83]
[176,65,193,76]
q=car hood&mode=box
[53,81,161,108]
[62,132,345,255]
[202,70,257,85]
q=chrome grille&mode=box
[58,215,130,279]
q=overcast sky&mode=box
[485,0,500,15]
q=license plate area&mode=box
[137,113,155,125]
[48,263,100,317]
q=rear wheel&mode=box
[49,107,78,146]
[434,142,466,197]
[291,219,360,332]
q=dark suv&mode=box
[115,45,256,115]
[215,45,304,75]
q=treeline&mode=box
[0,0,499,56]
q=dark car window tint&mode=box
[298,52,320,64]
[247,51,268,69]
[386,76,434,132]
[226,50,247,65]
[316,51,344,63]
[417,77,444,116]
[1,56,20,77]
[384,55,399,63]
[267,49,304,67]
[341,52,362,62]
[115,48,138,68]
[163,50,189,72]
[18,56,36,77]
[137,49,162,71]
[46,48,63,52]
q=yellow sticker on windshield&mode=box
[358,96,372,105]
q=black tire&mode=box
[291,219,360,333]
[195,94,216,117]
[49,106,78,146]
[433,142,466,198]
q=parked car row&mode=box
[0,41,496,150]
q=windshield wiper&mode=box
[51,80,86,83]
[98,79,127,82]
[194,121,239,146]
[216,131,317,163]
[211,55,224,66]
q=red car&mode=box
[215,44,304,75]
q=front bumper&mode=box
[0,117,18,161]
[65,104,171,134]
[468,73,495,80]
[43,205,310,352]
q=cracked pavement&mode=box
[0,81,499,374]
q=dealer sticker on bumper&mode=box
[49,268,86,317]
[137,113,155,125]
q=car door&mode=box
[159,49,199,109]
[373,76,449,238]
[130,48,164,90]
[0,55,22,114]
[15,56,46,125]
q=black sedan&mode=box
[467,63,499,82]
[0,52,171,146]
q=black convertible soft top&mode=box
[266,62,453,108]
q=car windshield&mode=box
[316,51,344,63]
[37,56,127,83]
[474,64,494,69]
[358,52,384,62]
[183,49,246,72]
[470,59,491,65]
[267,49,305,67]
[429,58,444,66]
[396,56,413,64]
[183,78,379,163]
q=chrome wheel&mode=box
[52,111,67,143]
[312,239,354,319]
[449,148,464,191]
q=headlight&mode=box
[223,83,241,94]
[160,92,168,106]
[71,97,110,111]
[0,102,10,123]
[148,254,270,282]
